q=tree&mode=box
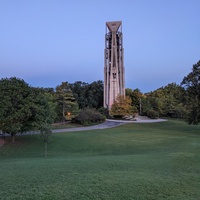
[0,77,56,142]
[69,81,88,109]
[32,91,56,157]
[40,124,52,158]
[181,60,200,124]
[0,77,33,142]
[69,80,103,109]
[85,80,103,109]
[143,83,186,118]
[110,95,136,117]
[126,88,143,113]
[55,82,79,121]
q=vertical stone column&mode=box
[104,21,125,110]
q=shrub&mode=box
[72,108,106,125]
[98,107,109,117]
[146,110,159,119]
[113,115,123,119]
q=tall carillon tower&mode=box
[104,21,125,110]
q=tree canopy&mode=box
[142,83,187,119]
[0,77,56,142]
[181,60,200,124]
[69,80,103,109]
[110,95,136,117]
[55,82,79,121]
[126,88,143,113]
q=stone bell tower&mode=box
[104,21,125,110]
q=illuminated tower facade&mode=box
[104,21,125,110]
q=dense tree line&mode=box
[126,83,189,119]
[0,60,199,140]
[0,78,104,141]
[68,80,103,109]
[144,83,186,118]
[126,60,200,124]
[52,80,104,122]
[67,61,199,124]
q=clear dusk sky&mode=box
[0,0,200,93]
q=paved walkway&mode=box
[53,117,167,133]
[0,117,167,141]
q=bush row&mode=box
[72,108,106,125]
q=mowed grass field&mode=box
[0,120,200,200]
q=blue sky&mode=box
[0,0,200,93]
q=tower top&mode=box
[106,21,122,32]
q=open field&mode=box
[0,120,200,200]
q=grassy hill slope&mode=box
[0,120,200,200]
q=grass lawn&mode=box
[51,122,84,129]
[0,120,200,200]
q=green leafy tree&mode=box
[85,80,103,109]
[0,77,56,142]
[126,88,143,112]
[143,83,186,118]
[69,80,103,109]
[32,90,56,125]
[142,96,162,117]
[181,60,200,124]
[55,82,79,121]
[69,81,88,109]
[32,90,56,157]
[0,77,33,142]
[40,124,52,158]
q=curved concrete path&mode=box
[0,117,167,138]
[52,118,167,133]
